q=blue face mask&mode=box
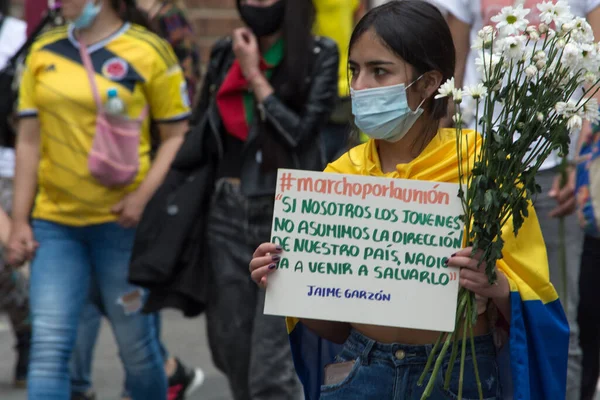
[72,0,102,30]
[351,76,426,142]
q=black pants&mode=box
[205,178,302,400]
[578,234,600,400]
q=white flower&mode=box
[452,88,463,103]
[475,52,501,75]
[567,114,583,133]
[525,65,538,79]
[560,21,575,35]
[584,71,598,85]
[526,26,540,41]
[563,42,582,68]
[583,98,599,122]
[536,59,547,70]
[571,17,595,44]
[491,4,530,36]
[538,23,549,34]
[537,0,573,26]
[537,112,544,122]
[580,43,598,71]
[547,29,557,39]
[463,83,488,99]
[555,102,568,115]
[478,25,496,40]
[501,35,527,60]
[533,50,547,62]
[556,38,566,49]
[435,77,455,99]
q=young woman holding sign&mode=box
[249,1,569,399]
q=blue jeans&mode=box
[70,304,167,396]
[28,219,167,400]
[320,330,501,400]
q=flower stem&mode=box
[558,157,569,312]
[420,331,455,399]
[458,296,470,399]
[469,306,484,400]
[419,292,468,387]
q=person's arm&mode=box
[134,122,187,202]
[0,207,11,246]
[441,13,472,128]
[576,6,600,155]
[12,118,40,226]
[447,13,471,91]
[234,28,339,149]
[549,5,600,218]
[111,120,187,228]
[354,0,367,22]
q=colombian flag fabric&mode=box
[215,39,283,141]
[286,128,569,400]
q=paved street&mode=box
[0,311,233,400]
[1,312,600,400]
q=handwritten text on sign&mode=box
[263,169,464,332]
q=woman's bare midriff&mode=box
[352,315,490,344]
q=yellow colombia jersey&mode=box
[18,23,191,227]
[313,0,359,98]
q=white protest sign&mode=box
[264,169,464,332]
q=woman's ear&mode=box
[419,71,444,100]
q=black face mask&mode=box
[237,0,286,37]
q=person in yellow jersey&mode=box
[4,0,190,397]
[313,0,366,161]
[249,2,570,399]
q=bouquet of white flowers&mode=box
[417,2,600,399]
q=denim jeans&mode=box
[320,330,501,400]
[70,302,167,396]
[28,219,166,400]
[205,178,302,400]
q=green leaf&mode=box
[484,191,494,211]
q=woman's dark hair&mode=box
[0,0,9,17]
[240,0,315,171]
[110,0,151,29]
[349,0,455,147]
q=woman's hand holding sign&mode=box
[250,242,283,289]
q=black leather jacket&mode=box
[192,35,340,197]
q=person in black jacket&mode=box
[197,0,338,398]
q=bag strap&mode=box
[78,41,149,120]
[78,41,102,109]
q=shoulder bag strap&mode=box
[79,37,150,119]
[78,41,103,110]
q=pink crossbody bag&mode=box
[79,42,149,187]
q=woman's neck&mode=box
[376,117,436,173]
[76,9,123,46]
[259,32,282,53]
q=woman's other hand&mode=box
[6,221,37,267]
[232,27,261,80]
[111,192,147,228]
[448,247,510,301]
[249,242,283,289]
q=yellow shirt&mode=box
[313,0,359,98]
[324,129,556,302]
[18,23,190,226]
